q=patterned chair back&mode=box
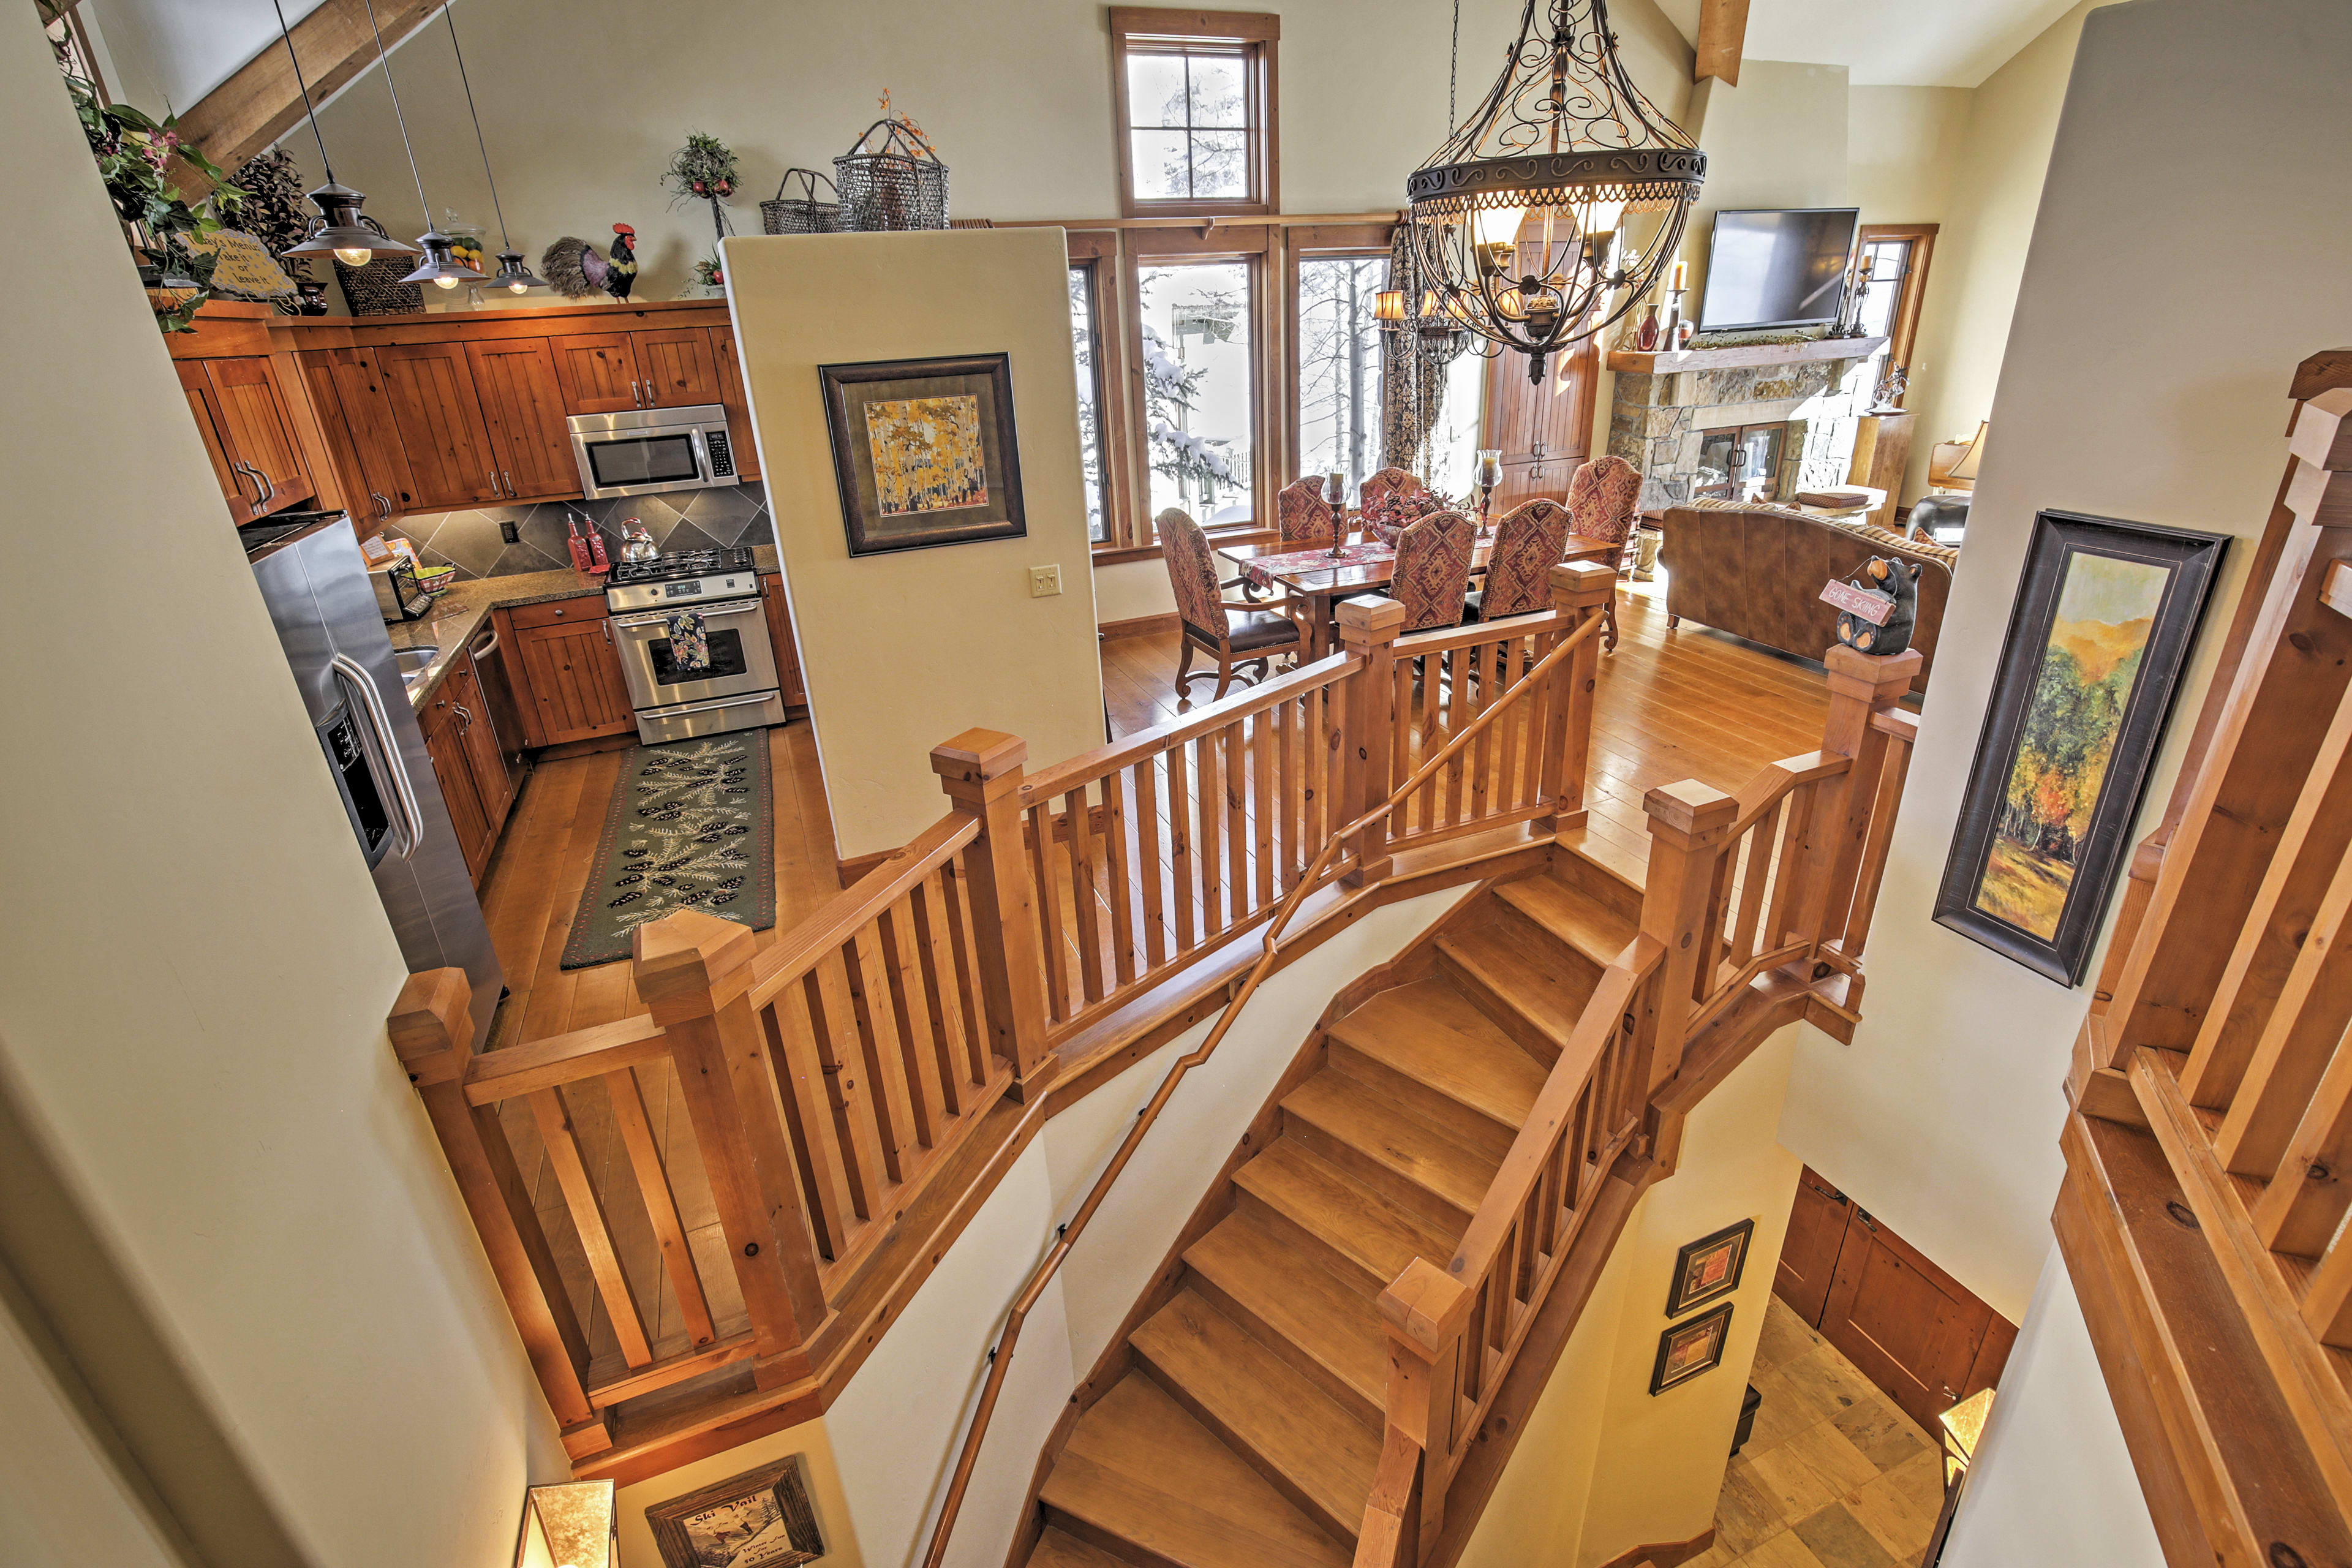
[1359,466,1423,522]
[1158,507,1229,639]
[1567,454,1643,547]
[1390,508,1477,633]
[1276,477,1336,545]
[1482,498,1574,619]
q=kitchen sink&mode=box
[391,646,439,687]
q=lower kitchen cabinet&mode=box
[502,597,637,747]
[760,573,807,709]
[418,649,520,883]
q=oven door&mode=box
[608,596,780,710]
[570,422,719,500]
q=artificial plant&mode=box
[64,71,243,333]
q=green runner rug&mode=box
[560,730,775,969]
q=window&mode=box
[1294,255,1386,496]
[1855,224,1938,406]
[1138,260,1255,524]
[1111,9,1278,217]
[1069,263,1111,542]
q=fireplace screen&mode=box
[1697,423,1788,503]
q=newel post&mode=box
[1812,645,1923,954]
[930,728,1058,1098]
[389,969,608,1457]
[1542,560,1615,835]
[1379,1258,1474,1560]
[1338,595,1408,886]
[635,910,825,1385]
[1639,781,1740,1097]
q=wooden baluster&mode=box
[1380,1259,1475,1559]
[1253,709,1277,909]
[761,978,858,1259]
[1197,731,1225,935]
[908,873,976,1103]
[1640,783,1740,1098]
[1355,1427,1424,1568]
[1065,786,1106,1005]
[1101,769,1138,987]
[937,858,990,1074]
[1839,715,1915,959]
[1765,782,1822,954]
[606,1065,717,1348]
[526,1084,655,1368]
[1812,645,1924,949]
[930,730,1058,1098]
[1471,637,1498,821]
[1026,803,1071,1021]
[634,910,825,1387]
[1134,760,1169,969]
[1223,720,1249,916]
[1310,684,1333,866]
[1544,563,1614,836]
[1339,595,1408,884]
[1730,801,1784,967]
[878,900,948,1148]
[1275,695,1300,889]
[845,927,919,1177]
[1168,743,1197,953]
[390,970,607,1456]
[1497,634,1526,813]
[1397,657,1420,836]
[1444,643,1469,828]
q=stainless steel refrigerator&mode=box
[247,518,502,1049]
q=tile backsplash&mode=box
[378,483,774,580]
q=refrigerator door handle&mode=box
[331,652,426,861]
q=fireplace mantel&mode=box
[1607,335,1886,375]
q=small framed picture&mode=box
[1651,1301,1735,1395]
[1667,1218,1755,1317]
[645,1453,825,1568]
[818,353,1027,557]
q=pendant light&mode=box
[441,3,546,294]
[1403,0,1706,382]
[268,0,418,266]
[353,0,484,290]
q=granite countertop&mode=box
[390,545,778,709]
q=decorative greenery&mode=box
[692,253,725,288]
[228,149,311,260]
[63,71,243,333]
[664,130,739,243]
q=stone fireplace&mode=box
[1608,344,1883,512]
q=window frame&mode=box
[1857,222,1939,406]
[1110,8,1281,220]
[1125,232,1274,544]
[1282,225,1392,488]
[1067,252,1119,546]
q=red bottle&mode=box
[585,524,610,574]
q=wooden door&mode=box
[420,693,494,882]
[511,607,635,745]
[632,328,723,408]
[549,332,643,415]
[1774,1166,1853,1325]
[760,573,805,708]
[300,348,421,524]
[1482,224,1597,510]
[204,356,316,516]
[713,330,761,480]
[379,344,505,508]
[177,362,249,522]
[466,339,578,501]
[443,654,518,831]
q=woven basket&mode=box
[834,116,949,232]
[335,255,423,315]
[761,167,842,235]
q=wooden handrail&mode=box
[1726,750,1850,839]
[744,810,979,1005]
[1015,648,1363,805]
[1390,606,1577,659]
[913,608,1604,1568]
[461,1016,670,1105]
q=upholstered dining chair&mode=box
[1566,454,1643,652]
[1358,466,1424,526]
[1159,507,1306,704]
[1276,475,1338,546]
[1466,497,1574,623]
[1389,507,1477,635]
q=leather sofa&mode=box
[1657,500,1956,693]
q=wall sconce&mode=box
[515,1480,616,1568]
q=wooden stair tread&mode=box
[1327,978,1547,1129]
[1047,1373,1350,1568]
[1233,1137,1459,1294]
[1185,1206,1392,1413]
[1132,1289,1381,1537]
[1436,921,1594,1049]
[1027,1526,1132,1568]
[1281,1069,1499,1221]
[1496,872,1640,968]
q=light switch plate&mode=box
[1029,564,1063,598]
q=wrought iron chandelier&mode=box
[1401,0,1705,382]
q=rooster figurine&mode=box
[541,222,641,301]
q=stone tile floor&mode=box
[1686,1298,1948,1568]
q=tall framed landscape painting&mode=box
[1934,511,2225,984]
[819,353,1027,556]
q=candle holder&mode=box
[1665,287,1687,354]
[1476,448,1503,534]
[1325,471,1349,559]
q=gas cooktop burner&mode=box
[606,546,755,586]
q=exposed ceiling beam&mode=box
[1695,0,1748,86]
[171,0,448,192]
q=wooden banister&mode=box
[745,813,979,1004]
[1339,595,1409,886]
[931,730,1057,1096]
[460,1015,669,1104]
[1640,781,1740,1096]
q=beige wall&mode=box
[0,4,570,1565]
[1847,85,1972,225]
[1681,61,1853,324]
[615,1414,866,1568]
[725,228,1106,857]
[1457,1025,1803,1568]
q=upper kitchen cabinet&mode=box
[465,338,577,502]
[176,356,315,523]
[377,342,507,510]
[548,331,641,415]
[633,328,723,407]
[300,347,420,526]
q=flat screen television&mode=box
[1695,207,1861,333]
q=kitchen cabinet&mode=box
[633,328,723,407]
[178,356,315,522]
[548,331,641,415]
[759,573,806,709]
[420,649,523,882]
[177,362,245,518]
[466,339,578,502]
[443,651,519,828]
[502,597,636,747]
[300,347,420,524]
[714,331,761,481]
[378,342,506,510]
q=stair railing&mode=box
[913,564,1615,1568]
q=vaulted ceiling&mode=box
[1653,0,2085,88]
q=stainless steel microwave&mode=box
[567,403,739,500]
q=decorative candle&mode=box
[1670,257,1688,293]
[1477,450,1502,488]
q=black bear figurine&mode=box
[1834,556,1923,655]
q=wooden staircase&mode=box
[1026,858,1640,1568]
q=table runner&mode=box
[1242,540,1396,590]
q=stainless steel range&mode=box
[605,546,787,743]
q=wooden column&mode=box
[1338,595,1408,886]
[1813,645,1923,953]
[1640,782,1740,1096]
[930,729,1058,1098]
[1378,1257,1474,1561]
[634,911,823,1387]
[1543,560,1615,835]
[388,968,608,1457]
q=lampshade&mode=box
[279,181,420,266]
[1372,288,1408,325]
[1948,421,1990,484]
[514,1480,615,1568]
[493,249,549,294]
[402,228,488,290]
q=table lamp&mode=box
[1947,421,1989,490]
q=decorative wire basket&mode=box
[834,116,949,232]
[761,167,842,235]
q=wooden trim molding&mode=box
[1098,612,1179,640]
[1858,223,1939,398]
[1595,1528,1718,1568]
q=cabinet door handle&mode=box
[259,467,276,504]
[454,703,473,733]
[488,469,502,498]
[601,620,611,644]
[502,470,514,497]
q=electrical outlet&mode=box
[1029,564,1063,598]
[499,519,521,544]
